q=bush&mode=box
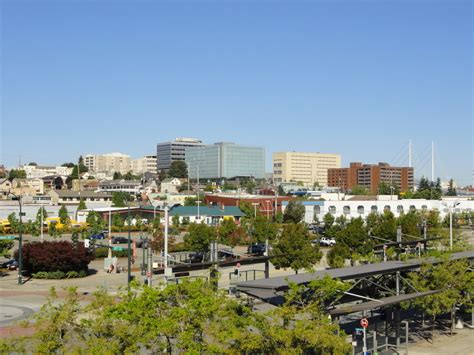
[32,270,87,279]
[16,241,95,275]
[94,247,129,258]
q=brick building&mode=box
[328,162,414,193]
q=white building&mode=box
[160,178,182,194]
[22,165,73,179]
[98,179,142,194]
[283,197,474,224]
[132,155,157,175]
[84,152,131,175]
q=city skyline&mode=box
[1,1,472,184]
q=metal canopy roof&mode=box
[237,251,474,300]
[328,290,440,317]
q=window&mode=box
[357,205,364,214]
[343,206,350,215]
[421,205,428,211]
[397,205,404,213]
[371,205,378,213]
[384,205,391,212]
[409,205,416,212]
[329,206,336,214]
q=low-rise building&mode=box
[84,152,131,175]
[204,192,291,215]
[48,190,112,206]
[11,178,44,196]
[167,205,245,225]
[98,180,142,194]
[160,178,182,194]
[0,178,12,199]
[132,155,157,175]
[22,165,73,179]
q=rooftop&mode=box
[169,205,245,217]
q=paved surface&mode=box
[407,328,474,355]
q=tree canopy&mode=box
[283,200,305,224]
[168,161,187,178]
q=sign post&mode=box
[360,318,369,354]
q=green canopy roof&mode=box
[169,205,245,217]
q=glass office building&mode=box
[156,138,202,171]
[186,142,265,179]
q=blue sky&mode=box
[1,0,472,185]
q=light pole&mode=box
[108,207,112,259]
[443,201,460,249]
[10,192,23,285]
[127,203,132,290]
[252,203,259,218]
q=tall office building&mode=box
[156,138,203,171]
[328,162,414,193]
[83,152,131,175]
[272,151,341,187]
[186,142,265,179]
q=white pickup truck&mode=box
[319,237,336,247]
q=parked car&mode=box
[247,243,267,256]
[1,259,18,270]
[319,237,336,247]
[90,233,106,240]
[187,252,205,264]
[112,236,129,244]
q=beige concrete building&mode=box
[132,155,157,175]
[272,151,341,187]
[84,152,131,175]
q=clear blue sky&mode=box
[1,0,472,185]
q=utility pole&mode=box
[40,201,44,243]
[147,241,153,286]
[164,204,169,273]
[108,207,112,259]
[127,204,132,291]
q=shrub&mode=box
[16,241,95,275]
[94,247,129,258]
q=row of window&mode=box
[313,204,429,215]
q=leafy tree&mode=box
[277,185,285,196]
[15,241,94,274]
[168,161,187,178]
[446,179,457,196]
[28,162,37,166]
[323,212,335,228]
[123,171,140,180]
[0,240,14,257]
[8,169,26,180]
[36,207,48,224]
[184,223,217,252]
[112,213,124,227]
[408,258,474,340]
[77,198,87,211]
[275,211,283,223]
[184,196,197,206]
[398,211,421,238]
[252,215,278,244]
[238,201,255,219]
[86,211,105,233]
[271,223,322,273]
[350,185,370,195]
[58,205,70,225]
[335,217,373,258]
[171,214,180,227]
[7,213,19,233]
[112,191,131,207]
[113,171,123,180]
[283,200,305,224]
[218,219,248,247]
[61,162,75,168]
[368,211,397,241]
[326,243,350,268]
[378,181,399,195]
[244,180,256,194]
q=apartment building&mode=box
[132,155,157,175]
[272,152,341,187]
[156,138,203,171]
[84,153,131,175]
[186,142,265,179]
[328,162,414,193]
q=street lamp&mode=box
[442,201,461,249]
[9,192,23,285]
[127,201,132,290]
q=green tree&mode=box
[168,161,187,178]
[58,205,70,225]
[369,211,397,241]
[398,211,421,238]
[7,213,19,233]
[323,212,335,229]
[335,217,373,259]
[86,211,105,233]
[350,185,369,195]
[77,199,87,211]
[184,196,197,206]
[0,240,14,257]
[378,182,399,195]
[238,201,255,219]
[113,171,123,180]
[8,169,26,180]
[252,215,278,244]
[446,179,457,196]
[271,223,322,273]
[184,223,217,253]
[408,258,474,340]
[283,200,305,224]
[112,191,131,207]
[112,213,124,228]
[171,214,180,228]
[326,243,350,268]
[36,207,48,224]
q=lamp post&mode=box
[10,192,23,285]
[442,201,460,249]
[127,203,132,290]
